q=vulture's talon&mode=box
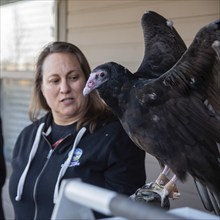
[164,179,180,199]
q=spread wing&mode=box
[136,11,187,79]
[162,19,220,117]
[139,19,220,192]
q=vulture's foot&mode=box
[164,179,181,200]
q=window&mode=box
[0,0,55,160]
[0,0,55,71]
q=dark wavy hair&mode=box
[29,41,110,132]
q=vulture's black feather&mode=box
[83,11,220,210]
[136,11,187,79]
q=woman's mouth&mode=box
[60,98,74,104]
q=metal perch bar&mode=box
[53,179,187,220]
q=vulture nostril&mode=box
[95,74,99,80]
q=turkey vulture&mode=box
[83,11,220,211]
[84,11,188,207]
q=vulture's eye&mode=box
[100,72,105,77]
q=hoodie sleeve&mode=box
[105,123,146,196]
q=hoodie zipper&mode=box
[33,148,54,220]
[32,127,86,219]
[32,134,71,220]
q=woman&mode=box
[9,42,146,220]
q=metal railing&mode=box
[51,179,219,220]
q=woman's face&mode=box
[41,52,88,125]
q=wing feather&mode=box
[136,11,186,78]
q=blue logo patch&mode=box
[69,148,83,167]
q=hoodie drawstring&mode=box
[15,123,87,204]
[15,123,45,201]
[53,127,86,203]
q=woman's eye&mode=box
[49,78,60,84]
[69,75,78,81]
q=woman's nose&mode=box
[60,80,70,93]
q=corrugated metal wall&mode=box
[1,75,33,161]
[64,0,219,71]
[59,0,220,212]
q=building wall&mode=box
[61,0,220,71]
[57,0,220,213]
[0,70,36,160]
